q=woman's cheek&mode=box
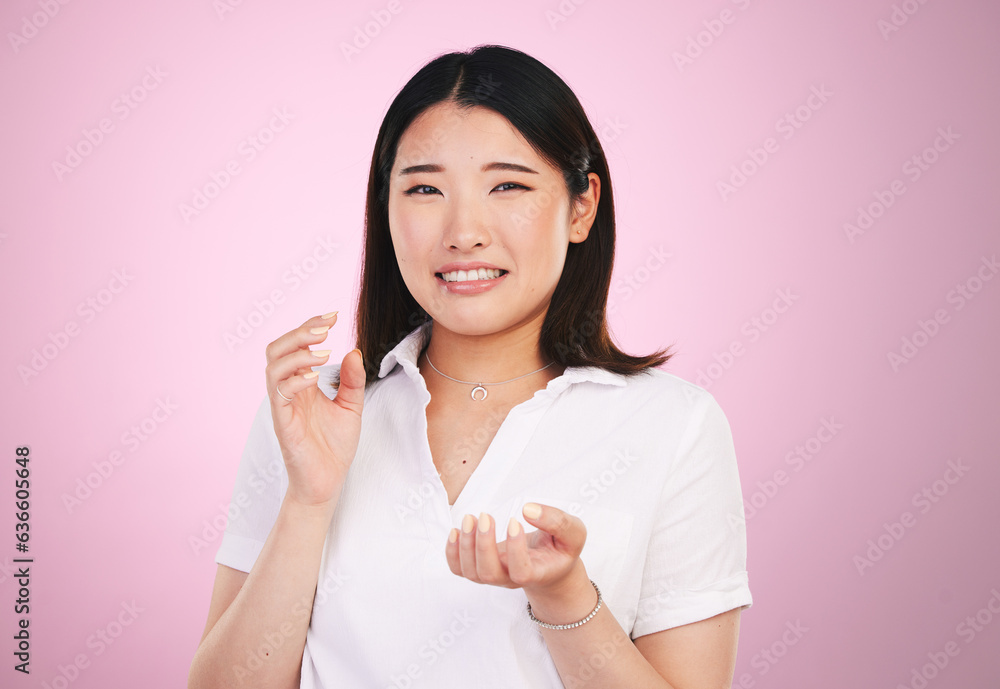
[390,215,425,256]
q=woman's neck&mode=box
[417,318,566,402]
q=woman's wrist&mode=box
[280,493,340,523]
[523,560,596,627]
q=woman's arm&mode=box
[526,565,740,688]
[447,507,743,688]
[188,495,340,689]
[189,313,365,687]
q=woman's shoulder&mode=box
[584,365,718,416]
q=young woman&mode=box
[189,45,752,689]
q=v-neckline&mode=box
[444,411,510,513]
[417,377,563,518]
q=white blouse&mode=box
[215,320,752,688]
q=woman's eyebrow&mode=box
[398,162,539,176]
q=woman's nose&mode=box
[441,194,492,251]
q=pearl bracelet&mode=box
[527,580,603,630]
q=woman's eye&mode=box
[494,182,528,192]
[403,183,528,196]
[404,185,439,195]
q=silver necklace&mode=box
[424,353,555,401]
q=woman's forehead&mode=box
[394,104,536,169]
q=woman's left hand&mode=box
[445,502,587,597]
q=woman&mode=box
[189,44,752,688]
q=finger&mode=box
[269,343,329,389]
[275,348,365,411]
[266,313,339,408]
[266,321,335,384]
[505,518,534,587]
[271,369,321,407]
[458,514,480,581]
[332,348,366,416]
[290,348,332,379]
[264,312,339,366]
[445,528,462,576]
[474,513,509,586]
[522,502,587,558]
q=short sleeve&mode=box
[214,394,289,573]
[631,390,752,639]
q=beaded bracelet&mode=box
[527,580,603,630]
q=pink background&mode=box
[2,0,998,687]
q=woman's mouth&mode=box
[434,268,509,294]
[435,268,508,283]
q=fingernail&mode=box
[448,528,458,544]
[312,350,332,358]
[321,311,339,319]
[523,502,542,520]
[303,371,319,379]
[310,326,330,335]
[507,518,521,538]
[478,512,490,533]
[462,514,475,534]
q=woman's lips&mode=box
[434,270,509,294]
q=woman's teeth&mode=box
[438,268,505,283]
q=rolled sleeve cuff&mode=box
[214,531,266,574]
[631,571,753,639]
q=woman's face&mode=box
[387,101,597,338]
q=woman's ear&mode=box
[569,173,601,243]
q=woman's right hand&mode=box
[265,312,366,509]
